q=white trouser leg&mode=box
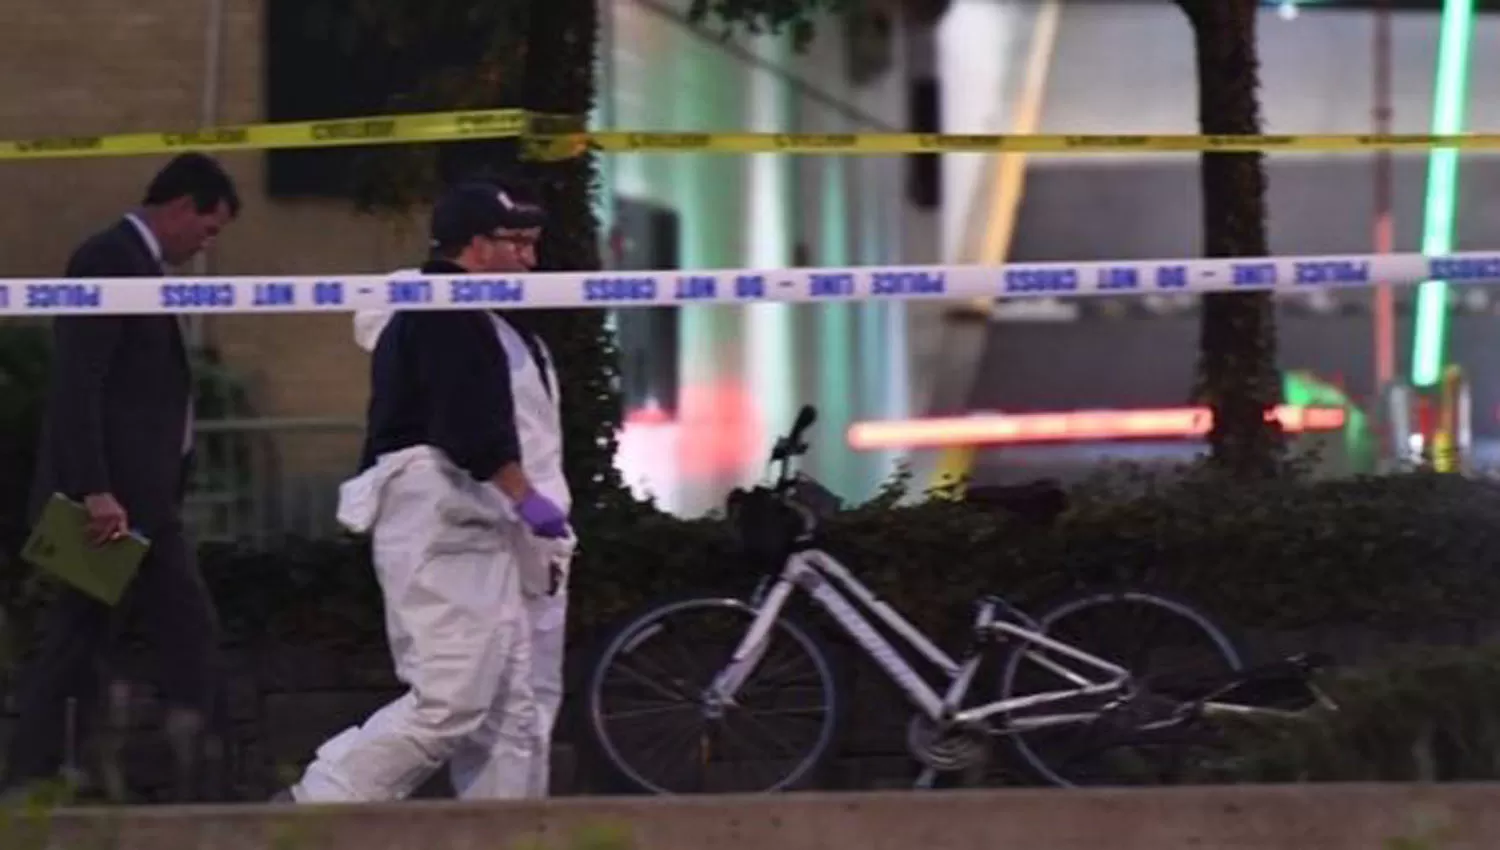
[450,564,568,799]
[445,594,541,800]
[529,586,569,796]
[291,468,539,803]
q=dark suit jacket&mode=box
[29,218,192,536]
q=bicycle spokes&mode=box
[589,600,838,794]
[999,590,1243,787]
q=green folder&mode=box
[20,493,150,606]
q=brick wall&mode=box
[0,0,424,448]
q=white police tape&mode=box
[2,250,1499,317]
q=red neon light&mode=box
[624,402,673,426]
[847,405,1348,450]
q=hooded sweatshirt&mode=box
[352,265,414,353]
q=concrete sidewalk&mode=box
[8,783,1500,850]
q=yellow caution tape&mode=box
[5,106,1500,162]
[522,130,1500,158]
[0,109,528,161]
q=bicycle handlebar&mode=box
[790,404,817,443]
[727,404,840,544]
[768,404,819,489]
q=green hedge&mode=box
[1203,642,1500,783]
[6,431,1500,661]
[0,325,51,556]
[572,467,1487,641]
[77,464,1500,657]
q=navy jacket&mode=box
[30,219,192,534]
[358,259,523,481]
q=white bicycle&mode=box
[582,405,1333,794]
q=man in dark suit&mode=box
[2,153,241,800]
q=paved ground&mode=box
[11,783,1500,850]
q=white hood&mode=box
[352,268,417,352]
[354,310,394,352]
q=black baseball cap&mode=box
[429,181,547,249]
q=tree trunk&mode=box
[518,0,636,515]
[1177,0,1284,478]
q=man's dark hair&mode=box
[432,242,465,261]
[142,153,242,217]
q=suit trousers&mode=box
[2,517,223,791]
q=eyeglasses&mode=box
[486,231,540,248]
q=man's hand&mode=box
[515,491,570,540]
[491,462,571,539]
[83,492,128,546]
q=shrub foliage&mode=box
[65,465,1500,659]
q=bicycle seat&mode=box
[965,479,1069,525]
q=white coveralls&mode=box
[301,304,572,800]
[290,443,543,801]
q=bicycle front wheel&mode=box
[996,585,1243,788]
[582,595,842,795]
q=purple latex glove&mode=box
[515,490,570,539]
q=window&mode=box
[611,197,682,417]
[263,0,525,201]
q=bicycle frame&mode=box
[706,548,1134,732]
[688,404,1331,789]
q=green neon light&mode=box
[1283,370,1374,475]
[1411,0,1475,387]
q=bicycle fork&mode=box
[703,577,795,717]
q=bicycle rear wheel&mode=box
[582,595,842,795]
[995,586,1243,787]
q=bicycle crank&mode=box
[906,715,991,772]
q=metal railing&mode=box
[183,417,364,547]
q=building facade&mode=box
[0,0,941,532]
